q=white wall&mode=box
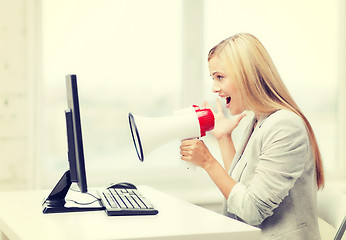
[0,0,29,190]
[0,0,40,191]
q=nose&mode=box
[212,82,221,93]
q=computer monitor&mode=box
[42,74,103,213]
[65,74,87,192]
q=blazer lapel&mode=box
[229,115,257,174]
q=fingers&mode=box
[203,101,216,117]
[180,155,191,161]
[180,140,193,156]
[180,143,192,161]
[215,98,223,113]
[202,101,210,109]
[202,98,224,115]
[180,150,191,159]
[203,101,213,110]
[180,139,198,146]
[180,139,201,161]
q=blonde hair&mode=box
[208,33,324,189]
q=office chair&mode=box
[317,185,346,240]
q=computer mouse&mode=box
[107,182,137,189]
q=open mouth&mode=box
[226,96,231,104]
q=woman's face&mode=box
[208,57,245,115]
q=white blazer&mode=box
[223,110,321,240]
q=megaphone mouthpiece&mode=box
[192,105,214,137]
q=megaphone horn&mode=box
[128,105,214,162]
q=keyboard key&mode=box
[132,195,147,209]
[140,198,154,209]
[121,196,133,208]
[114,195,126,208]
[127,196,140,209]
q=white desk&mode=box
[0,186,260,240]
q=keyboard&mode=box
[99,188,158,216]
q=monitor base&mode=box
[42,170,104,214]
[42,203,104,214]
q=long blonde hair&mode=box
[208,33,324,189]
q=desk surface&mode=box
[0,186,260,240]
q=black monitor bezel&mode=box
[66,75,87,192]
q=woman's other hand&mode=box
[203,98,246,140]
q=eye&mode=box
[216,75,224,80]
[211,73,225,81]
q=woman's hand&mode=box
[180,139,215,170]
[204,98,246,140]
[180,139,237,200]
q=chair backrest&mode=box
[317,186,346,240]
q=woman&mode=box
[180,33,324,239]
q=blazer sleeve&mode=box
[226,111,310,226]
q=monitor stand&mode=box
[42,170,104,214]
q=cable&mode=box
[66,199,101,205]
[67,187,102,206]
[70,187,102,201]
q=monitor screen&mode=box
[65,74,88,193]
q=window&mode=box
[203,0,341,179]
[40,0,198,190]
[39,0,344,199]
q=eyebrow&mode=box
[211,72,222,76]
